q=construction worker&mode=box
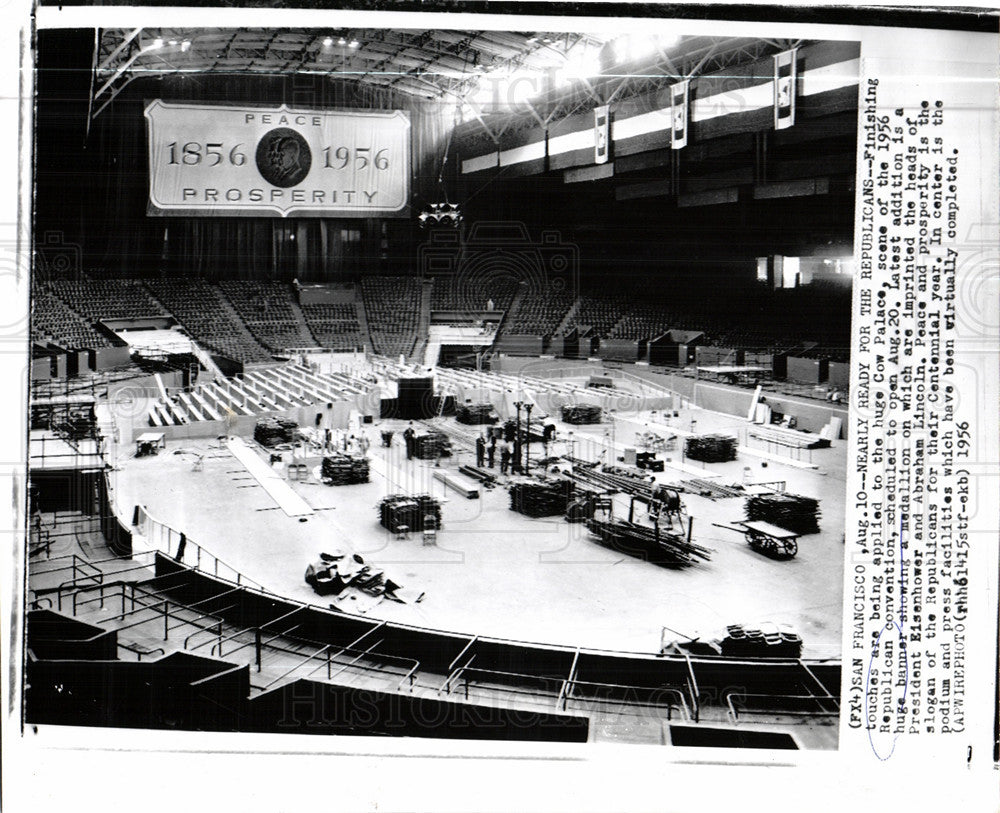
[487,435,496,468]
[475,434,486,468]
[499,440,511,475]
[403,423,416,460]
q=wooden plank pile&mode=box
[508,477,574,517]
[459,465,498,488]
[455,403,498,425]
[745,492,821,534]
[561,404,603,425]
[254,417,299,447]
[414,430,452,459]
[321,454,370,486]
[569,464,652,496]
[585,517,712,568]
[377,494,442,533]
[433,470,479,499]
[679,478,745,499]
[684,433,738,463]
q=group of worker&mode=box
[474,431,525,475]
[322,427,370,456]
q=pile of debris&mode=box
[455,403,498,425]
[684,433,738,463]
[561,404,603,425]
[304,550,423,603]
[321,454,370,486]
[720,624,803,658]
[377,493,442,533]
[585,517,712,568]
[745,492,821,534]
[254,417,299,447]
[508,477,574,517]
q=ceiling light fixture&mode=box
[323,36,333,47]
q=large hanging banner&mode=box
[593,105,610,164]
[773,49,798,130]
[670,80,689,149]
[144,101,411,217]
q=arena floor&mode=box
[106,370,845,658]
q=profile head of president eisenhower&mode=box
[265,136,305,185]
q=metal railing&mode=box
[564,679,691,721]
[726,691,841,723]
[445,666,567,706]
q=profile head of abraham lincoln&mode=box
[267,136,303,182]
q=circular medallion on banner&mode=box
[255,128,312,188]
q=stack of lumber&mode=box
[459,465,498,488]
[567,465,651,496]
[377,494,442,533]
[684,433,738,463]
[585,517,712,568]
[455,403,498,425]
[745,492,821,534]
[679,479,745,499]
[254,417,299,447]
[414,430,452,459]
[321,454,370,485]
[561,404,603,424]
[508,477,574,518]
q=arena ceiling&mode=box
[90,28,797,133]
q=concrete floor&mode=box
[107,375,845,658]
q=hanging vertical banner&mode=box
[670,80,689,149]
[773,49,798,130]
[594,105,610,164]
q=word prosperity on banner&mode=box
[144,101,411,217]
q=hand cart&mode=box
[713,519,800,560]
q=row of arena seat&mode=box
[48,279,166,322]
[430,276,520,313]
[31,285,116,349]
[218,281,318,352]
[145,279,274,364]
[361,276,422,358]
[504,289,575,336]
[300,302,365,351]
[560,293,631,338]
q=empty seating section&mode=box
[218,281,317,352]
[362,276,422,358]
[562,294,630,337]
[48,279,166,322]
[300,303,364,351]
[505,289,574,336]
[31,285,115,349]
[146,279,272,364]
[430,276,519,312]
